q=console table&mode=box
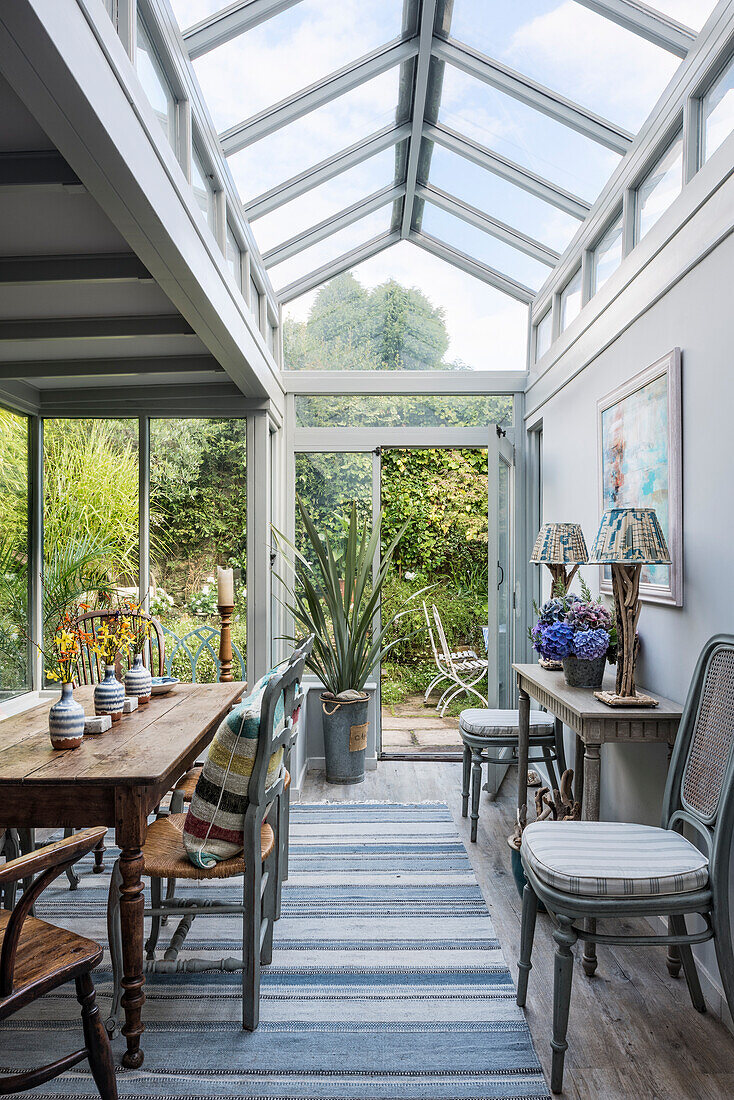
[513,662,683,976]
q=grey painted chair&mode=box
[459,709,564,842]
[517,634,734,1093]
[106,636,313,1034]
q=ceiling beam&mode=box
[245,122,411,221]
[416,183,560,266]
[0,150,80,188]
[0,356,224,379]
[0,254,152,285]
[410,230,535,303]
[425,123,590,220]
[433,38,633,154]
[221,37,420,155]
[401,0,439,237]
[574,0,695,57]
[183,0,304,60]
[278,231,400,302]
[263,184,404,267]
[0,316,195,341]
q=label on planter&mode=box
[349,722,368,752]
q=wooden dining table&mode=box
[0,680,245,1068]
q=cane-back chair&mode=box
[72,607,165,684]
[517,634,734,1093]
[107,636,312,1034]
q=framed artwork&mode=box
[597,349,682,606]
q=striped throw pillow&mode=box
[183,666,286,868]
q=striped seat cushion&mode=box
[459,708,555,738]
[521,821,709,898]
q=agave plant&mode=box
[276,496,426,696]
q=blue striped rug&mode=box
[4,802,549,1098]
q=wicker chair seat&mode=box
[175,765,291,805]
[142,814,274,880]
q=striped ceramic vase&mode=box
[48,681,85,750]
[124,652,152,705]
[94,664,124,722]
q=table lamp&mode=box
[530,523,588,594]
[588,507,670,707]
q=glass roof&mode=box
[168,0,710,362]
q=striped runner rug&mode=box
[4,801,549,1098]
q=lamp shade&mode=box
[530,523,588,565]
[589,508,671,564]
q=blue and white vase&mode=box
[48,681,85,750]
[94,664,124,722]
[124,653,152,705]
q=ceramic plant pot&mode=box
[562,654,606,689]
[124,652,152,705]
[48,681,85,750]
[94,664,124,722]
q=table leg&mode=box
[573,735,585,808]
[581,744,601,977]
[517,687,530,828]
[118,845,146,1068]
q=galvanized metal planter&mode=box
[321,692,369,784]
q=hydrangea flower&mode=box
[566,601,612,633]
[571,628,610,661]
[536,598,569,626]
[540,621,574,660]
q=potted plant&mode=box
[530,581,615,689]
[277,497,419,784]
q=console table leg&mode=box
[517,687,530,829]
[582,744,601,977]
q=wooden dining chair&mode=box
[107,637,312,1034]
[72,607,165,685]
[0,827,117,1099]
[517,634,734,1093]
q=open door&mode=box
[487,426,515,710]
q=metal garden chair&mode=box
[422,601,484,705]
[431,604,488,715]
[517,634,734,1093]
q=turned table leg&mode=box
[517,686,530,829]
[118,844,146,1068]
[581,743,601,978]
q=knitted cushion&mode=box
[183,665,287,869]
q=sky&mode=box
[166,0,717,368]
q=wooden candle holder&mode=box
[218,604,234,683]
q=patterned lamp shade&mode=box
[589,508,671,564]
[530,523,588,565]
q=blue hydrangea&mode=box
[571,628,609,661]
[541,621,574,660]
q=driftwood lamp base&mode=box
[594,690,659,708]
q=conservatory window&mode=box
[702,55,734,163]
[0,407,30,700]
[636,134,683,242]
[250,276,262,325]
[592,214,623,295]
[559,267,582,332]
[535,309,552,361]
[294,394,514,428]
[136,15,177,149]
[191,146,216,233]
[225,222,242,288]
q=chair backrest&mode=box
[663,635,734,903]
[423,601,442,666]
[432,604,460,675]
[72,608,165,684]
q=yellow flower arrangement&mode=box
[35,608,92,684]
[92,614,137,667]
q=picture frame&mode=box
[597,349,682,606]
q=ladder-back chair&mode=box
[72,607,165,684]
[517,634,734,1093]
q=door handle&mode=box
[497,562,504,590]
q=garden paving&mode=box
[381,694,462,754]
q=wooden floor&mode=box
[300,761,734,1100]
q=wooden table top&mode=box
[513,663,683,721]
[0,682,245,786]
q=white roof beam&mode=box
[245,122,410,220]
[221,37,419,155]
[416,183,559,266]
[433,38,633,154]
[410,230,535,303]
[401,0,438,237]
[278,231,400,302]
[425,123,590,220]
[183,0,305,60]
[574,0,695,57]
[263,184,405,266]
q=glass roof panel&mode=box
[191,0,403,131]
[252,147,398,255]
[168,1,227,27]
[646,1,717,30]
[282,240,529,370]
[268,206,392,290]
[228,67,400,205]
[427,145,580,252]
[447,0,680,133]
[438,66,622,202]
[420,203,550,290]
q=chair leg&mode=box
[669,914,706,1012]
[93,837,105,874]
[261,845,277,966]
[470,749,482,843]
[64,827,80,890]
[550,915,577,1094]
[1,830,20,910]
[282,783,291,884]
[461,745,471,818]
[553,717,567,775]
[145,877,162,959]
[666,916,682,978]
[541,744,560,796]
[516,884,538,1007]
[76,972,118,1100]
[242,841,262,1032]
[106,859,124,1037]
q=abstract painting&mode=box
[597,349,682,605]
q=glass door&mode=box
[487,427,515,709]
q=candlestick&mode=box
[217,565,234,606]
[218,604,234,683]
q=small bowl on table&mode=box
[150,676,179,696]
